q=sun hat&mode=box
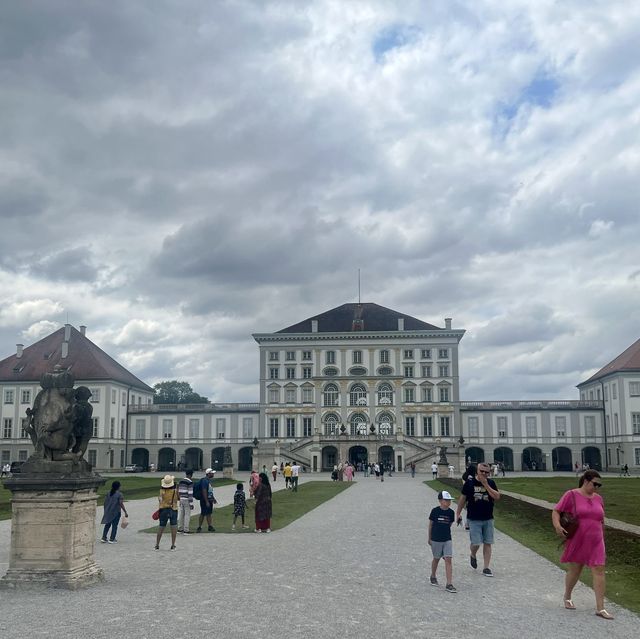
[437,490,453,501]
[161,474,175,488]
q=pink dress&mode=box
[555,490,606,566]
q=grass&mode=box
[0,476,237,520]
[142,481,353,534]
[428,478,640,614]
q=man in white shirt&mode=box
[290,461,300,492]
[431,462,438,479]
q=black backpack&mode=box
[192,478,204,501]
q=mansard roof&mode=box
[0,325,153,392]
[578,337,640,386]
[276,303,441,333]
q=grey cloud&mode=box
[29,247,99,282]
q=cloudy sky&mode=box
[1,0,639,402]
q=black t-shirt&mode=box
[429,507,455,542]
[462,477,497,520]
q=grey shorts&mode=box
[431,540,453,559]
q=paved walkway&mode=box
[0,473,638,637]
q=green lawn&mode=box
[494,477,640,526]
[428,478,640,614]
[0,476,237,521]
[143,481,353,534]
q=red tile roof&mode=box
[0,326,153,392]
[579,337,640,386]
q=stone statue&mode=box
[438,446,448,465]
[223,446,233,466]
[24,367,94,465]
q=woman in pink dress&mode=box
[552,470,611,620]
[344,463,354,482]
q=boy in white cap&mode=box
[428,490,457,592]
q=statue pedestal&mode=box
[1,474,105,590]
[222,464,234,479]
[437,463,450,479]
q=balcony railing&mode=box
[127,403,260,413]
[459,400,602,410]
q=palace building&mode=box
[1,302,635,473]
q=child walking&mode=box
[232,482,249,530]
[428,490,457,593]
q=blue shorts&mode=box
[468,519,494,545]
[158,508,178,528]
[431,540,453,559]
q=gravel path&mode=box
[0,473,637,637]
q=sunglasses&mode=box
[592,482,602,488]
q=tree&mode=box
[153,380,209,404]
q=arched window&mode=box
[377,412,394,435]
[350,413,368,436]
[349,383,367,406]
[323,383,339,407]
[377,382,393,405]
[324,413,339,436]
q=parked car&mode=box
[124,464,143,473]
[10,461,24,474]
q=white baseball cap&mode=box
[205,468,216,475]
[437,490,453,501]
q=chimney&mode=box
[445,318,452,330]
[64,323,71,341]
[311,320,318,333]
[61,342,69,359]
[398,318,405,331]
[16,344,24,358]
[80,325,86,336]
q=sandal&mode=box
[564,600,576,610]
[595,609,614,620]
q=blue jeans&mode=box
[102,513,121,541]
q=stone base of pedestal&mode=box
[0,475,105,591]
[222,464,234,479]
[437,463,450,478]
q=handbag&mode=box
[120,516,129,529]
[559,490,579,540]
[152,509,160,521]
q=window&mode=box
[0,450,9,463]
[380,350,389,364]
[286,388,296,403]
[555,416,566,438]
[439,365,449,377]
[111,389,116,404]
[302,351,312,361]
[440,416,450,437]
[303,417,312,437]
[286,351,295,361]
[162,419,173,439]
[88,450,97,467]
[324,414,338,436]
[286,367,296,380]
[405,416,415,437]
[3,418,12,438]
[20,418,29,439]
[349,384,367,406]
[422,386,432,402]
[269,418,279,438]
[630,382,640,396]
[122,392,126,406]
[423,416,433,437]
[606,414,610,434]
[323,383,339,407]
[377,383,393,405]
[636,448,640,466]
[269,388,280,403]
[612,383,617,399]
[421,349,431,359]
[135,419,145,439]
[324,367,338,376]
[404,366,414,378]
[589,390,594,400]
[18,449,28,461]
[378,366,393,375]
[438,348,449,359]
[120,418,125,439]
[326,351,336,364]
[526,416,537,438]
[216,418,225,439]
[4,390,14,404]
[352,350,362,364]
[378,414,393,435]
[92,418,99,437]
[302,387,313,403]
[269,351,279,361]
[286,418,295,438]
[597,388,601,400]
[468,416,479,437]
[403,349,414,359]
[189,419,199,439]
[584,415,596,437]
[614,413,619,435]
[422,365,432,378]
[243,417,253,438]
[110,417,115,438]
[497,416,507,438]
[303,367,312,379]
[269,367,279,379]
[90,388,100,403]
[21,389,31,404]
[439,386,450,402]
[404,386,415,402]
[604,386,609,401]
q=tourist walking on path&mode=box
[428,490,457,593]
[284,462,292,488]
[196,468,217,532]
[254,472,272,532]
[101,480,128,543]
[410,462,416,478]
[177,469,194,534]
[272,462,278,482]
[344,463,353,482]
[155,475,179,551]
[431,461,438,479]
[455,462,501,577]
[291,461,300,491]
[552,470,612,620]
[232,482,249,530]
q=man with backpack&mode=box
[195,468,217,532]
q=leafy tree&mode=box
[153,380,209,404]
